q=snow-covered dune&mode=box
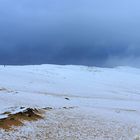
[0,64,140,139]
[0,64,140,109]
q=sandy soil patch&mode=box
[0,108,43,130]
[0,107,140,140]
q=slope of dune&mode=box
[0,64,140,139]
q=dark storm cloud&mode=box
[0,0,140,67]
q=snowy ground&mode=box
[0,64,140,139]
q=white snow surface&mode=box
[0,64,140,139]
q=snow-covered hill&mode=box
[0,64,140,139]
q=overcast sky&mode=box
[0,0,140,67]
